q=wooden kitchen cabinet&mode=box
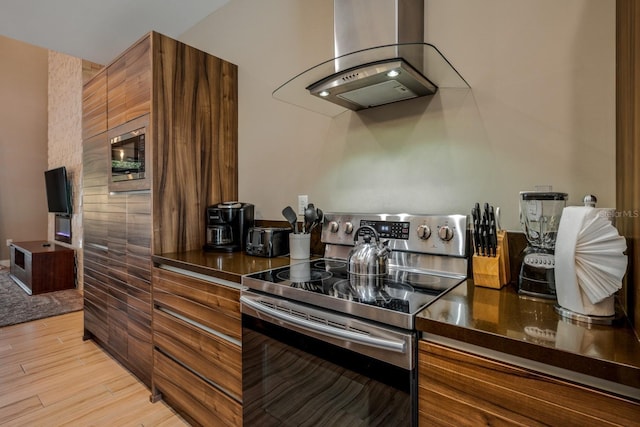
[82,131,153,385]
[81,31,238,391]
[107,35,151,129]
[82,68,107,139]
[83,174,154,386]
[418,340,640,426]
[152,266,242,426]
[82,131,110,344]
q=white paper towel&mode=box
[554,207,627,316]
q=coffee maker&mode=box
[518,191,568,298]
[204,202,254,252]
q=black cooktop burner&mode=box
[276,269,333,283]
[313,260,348,270]
[331,280,413,313]
[243,258,464,323]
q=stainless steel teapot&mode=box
[347,226,392,290]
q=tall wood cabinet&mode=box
[616,0,640,330]
[81,31,238,389]
[83,134,154,385]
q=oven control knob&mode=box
[344,222,354,234]
[328,221,340,233]
[416,225,431,240]
[438,225,454,241]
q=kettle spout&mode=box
[377,240,392,257]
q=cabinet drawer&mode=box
[418,341,640,427]
[154,350,242,427]
[154,308,241,400]
[152,267,241,341]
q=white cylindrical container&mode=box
[289,234,311,259]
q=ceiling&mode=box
[0,0,229,65]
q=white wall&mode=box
[180,0,615,231]
[0,35,48,263]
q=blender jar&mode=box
[518,191,568,298]
[519,192,568,250]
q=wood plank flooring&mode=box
[0,311,188,426]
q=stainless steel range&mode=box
[241,212,468,426]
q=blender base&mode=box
[517,249,557,298]
[554,305,618,325]
[518,267,556,299]
[518,288,556,300]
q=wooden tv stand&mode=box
[9,241,75,295]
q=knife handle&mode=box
[482,229,488,257]
[488,226,496,257]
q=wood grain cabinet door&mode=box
[418,340,640,426]
[82,131,109,342]
[82,68,107,139]
[107,35,151,129]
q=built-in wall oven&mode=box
[108,114,150,192]
[241,212,468,426]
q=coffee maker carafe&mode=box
[518,191,567,298]
[204,202,254,252]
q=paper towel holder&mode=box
[554,304,620,325]
[553,194,625,326]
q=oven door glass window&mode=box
[111,129,145,182]
[243,315,415,426]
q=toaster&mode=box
[246,227,291,258]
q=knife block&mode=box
[473,230,510,289]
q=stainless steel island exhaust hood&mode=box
[273,0,469,117]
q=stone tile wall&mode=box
[47,51,101,290]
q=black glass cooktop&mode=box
[242,259,465,329]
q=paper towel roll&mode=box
[554,207,627,316]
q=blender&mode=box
[518,191,568,298]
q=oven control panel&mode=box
[358,220,410,240]
[321,212,467,257]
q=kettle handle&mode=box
[353,225,380,244]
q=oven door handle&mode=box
[240,296,406,353]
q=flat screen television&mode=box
[44,166,72,215]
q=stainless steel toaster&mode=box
[246,227,291,257]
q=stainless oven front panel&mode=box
[241,290,414,370]
[242,292,416,426]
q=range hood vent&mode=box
[273,0,469,117]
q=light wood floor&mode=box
[0,311,188,426]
